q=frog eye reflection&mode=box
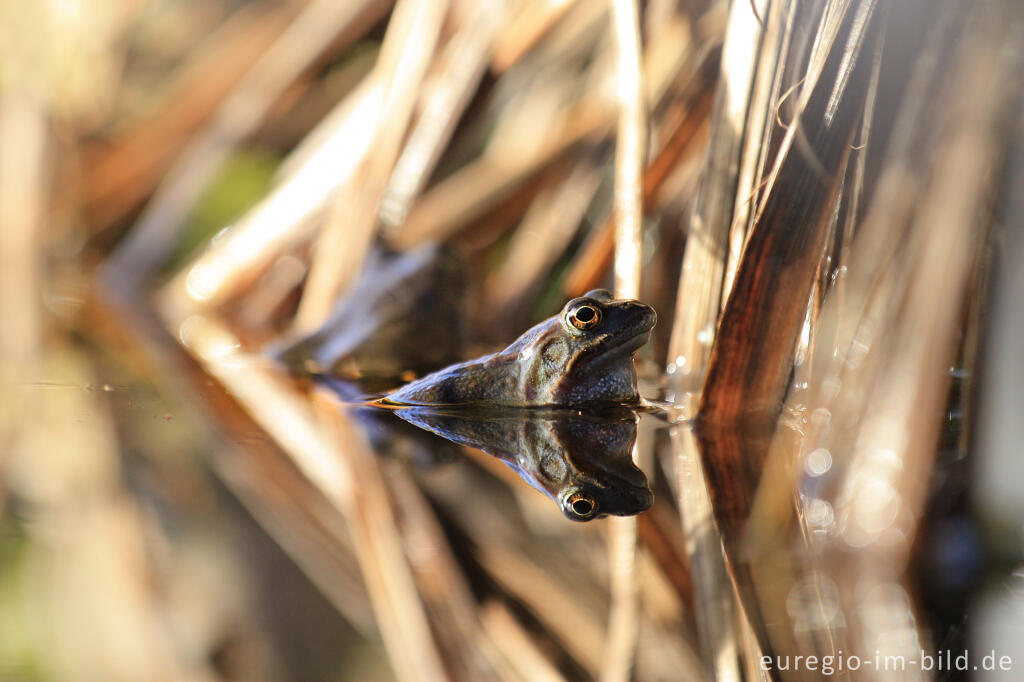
[566,303,601,331]
[566,493,598,520]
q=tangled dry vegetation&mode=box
[1,0,1023,680]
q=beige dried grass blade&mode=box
[697,0,877,424]
[108,0,390,285]
[484,158,604,311]
[690,3,880,675]
[379,2,505,231]
[390,110,606,249]
[562,78,713,297]
[492,0,582,72]
[169,314,449,682]
[296,0,449,331]
[166,75,383,310]
[602,1,646,680]
[394,9,692,251]
[481,601,570,682]
[822,13,1009,665]
[478,543,606,675]
[663,0,769,677]
[665,0,766,402]
[374,454,507,680]
[722,0,797,298]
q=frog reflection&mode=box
[384,289,656,407]
[269,241,468,381]
[391,407,652,521]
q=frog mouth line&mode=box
[569,326,652,373]
[600,315,656,354]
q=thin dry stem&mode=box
[665,0,765,402]
[390,108,606,248]
[492,0,581,72]
[295,0,448,331]
[168,76,382,309]
[479,544,606,675]
[603,0,646,680]
[662,0,768,677]
[379,2,504,231]
[395,8,691,251]
[485,159,603,309]
[481,601,570,682]
[172,313,450,682]
[108,0,389,284]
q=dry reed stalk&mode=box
[821,11,1009,667]
[491,0,581,72]
[663,0,769,677]
[212,441,378,631]
[478,544,607,675]
[481,601,569,682]
[721,0,795,298]
[165,75,383,309]
[665,0,766,402]
[689,3,881,675]
[602,1,645,680]
[410,444,611,675]
[698,0,877,425]
[563,81,713,296]
[295,0,449,330]
[165,314,449,682]
[636,508,694,612]
[0,45,48,519]
[378,2,505,231]
[390,110,606,248]
[484,158,604,310]
[391,31,612,250]
[377,455,507,680]
[395,8,692,251]
[108,0,390,286]
[746,0,946,552]
[538,0,610,63]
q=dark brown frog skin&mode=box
[383,290,656,407]
[268,242,467,380]
[391,406,652,521]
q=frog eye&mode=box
[565,492,599,520]
[566,302,601,331]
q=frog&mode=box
[268,241,468,382]
[382,289,657,407]
[391,406,652,520]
